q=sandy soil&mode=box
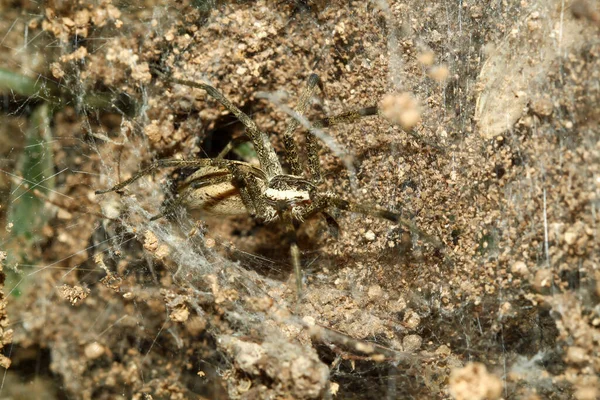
[0,0,599,399]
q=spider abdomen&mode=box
[184,180,247,215]
[179,165,248,216]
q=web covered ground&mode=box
[0,1,599,399]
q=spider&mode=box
[96,71,442,297]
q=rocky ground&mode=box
[0,0,599,399]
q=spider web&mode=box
[0,0,599,399]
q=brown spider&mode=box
[96,71,442,297]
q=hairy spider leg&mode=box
[279,207,303,300]
[228,162,274,220]
[325,195,444,250]
[307,106,379,183]
[166,76,283,178]
[314,106,379,129]
[216,135,249,160]
[281,73,323,176]
[213,74,322,167]
[294,176,444,250]
[95,158,263,194]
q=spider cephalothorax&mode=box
[96,71,442,297]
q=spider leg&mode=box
[321,211,340,239]
[96,159,264,194]
[280,208,303,300]
[215,135,250,159]
[315,105,445,152]
[312,106,379,129]
[281,73,323,176]
[228,163,269,219]
[300,190,443,249]
[305,128,322,183]
[164,75,283,178]
[96,159,217,194]
[325,195,444,250]
[307,106,379,183]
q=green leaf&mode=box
[7,103,55,241]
